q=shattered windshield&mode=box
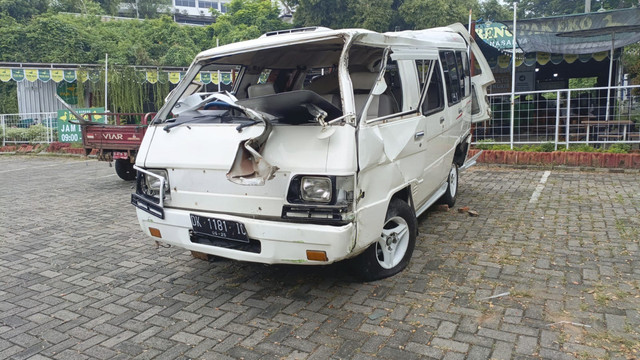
[160,37,347,127]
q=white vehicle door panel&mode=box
[469,36,495,123]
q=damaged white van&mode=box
[131,23,494,280]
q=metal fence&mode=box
[1,112,57,146]
[2,85,640,149]
[473,84,640,149]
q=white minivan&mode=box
[131,23,494,280]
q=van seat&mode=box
[305,72,341,109]
[248,83,276,98]
[305,72,339,94]
[351,72,394,119]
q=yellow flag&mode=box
[592,51,608,62]
[146,71,158,84]
[536,52,550,65]
[168,72,180,84]
[0,68,11,82]
[563,54,578,64]
[25,69,38,82]
[51,70,64,83]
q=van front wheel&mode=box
[439,163,458,208]
[354,199,417,281]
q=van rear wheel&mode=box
[115,158,136,181]
[354,199,417,281]
[438,162,458,208]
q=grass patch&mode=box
[473,140,632,153]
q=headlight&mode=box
[301,176,332,203]
[284,175,355,223]
[140,169,170,199]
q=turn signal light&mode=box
[149,227,162,238]
[306,250,328,262]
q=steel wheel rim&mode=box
[449,165,458,198]
[376,216,410,269]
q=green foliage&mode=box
[399,0,479,30]
[569,77,597,89]
[3,124,49,142]
[515,0,636,19]
[605,143,631,153]
[479,0,511,22]
[293,0,473,31]
[213,0,290,45]
[126,0,172,19]
[0,13,214,66]
[473,141,632,154]
[0,82,18,114]
[474,139,512,150]
[293,0,356,29]
[623,43,640,89]
[564,144,599,152]
[0,0,49,21]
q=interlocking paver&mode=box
[1,156,639,359]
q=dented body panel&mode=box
[132,24,494,269]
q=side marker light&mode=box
[306,250,328,262]
[149,227,162,238]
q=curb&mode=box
[469,149,640,170]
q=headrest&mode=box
[248,83,276,97]
[350,72,378,91]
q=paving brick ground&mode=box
[1,155,639,360]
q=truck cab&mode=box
[131,24,494,280]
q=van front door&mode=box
[445,23,495,123]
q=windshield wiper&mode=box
[235,120,260,132]
[163,115,221,133]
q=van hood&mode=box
[139,124,356,217]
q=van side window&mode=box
[440,51,461,104]
[415,60,444,115]
[457,51,470,98]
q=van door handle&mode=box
[439,117,445,124]
[414,131,425,140]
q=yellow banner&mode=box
[536,52,550,65]
[592,51,608,62]
[77,70,88,83]
[0,68,11,82]
[25,69,38,82]
[168,72,180,84]
[146,71,158,84]
[51,70,64,83]
[563,54,578,64]
[211,72,219,85]
[497,55,511,69]
[515,56,524,67]
[194,73,201,83]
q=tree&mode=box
[0,0,49,21]
[292,0,355,29]
[515,0,637,18]
[293,0,478,32]
[212,0,290,45]
[478,0,511,22]
[398,0,479,30]
[623,43,640,87]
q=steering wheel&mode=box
[203,101,233,110]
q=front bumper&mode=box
[135,207,356,264]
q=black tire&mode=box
[353,198,417,281]
[438,162,458,208]
[115,158,136,181]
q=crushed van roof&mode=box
[195,24,469,62]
